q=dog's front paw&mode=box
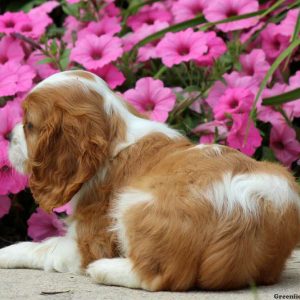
[0,245,18,268]
[86,258,143,289]
[86,259,110,284]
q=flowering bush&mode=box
[0,0,300,245]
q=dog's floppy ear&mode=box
[29,105,109,212]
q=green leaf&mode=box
[50,39,58,56]
[60,49,71,70]
[133,16,206,49]
[37,57,54,65]
[262,87,300,106]
[261,147,277,162]
[133,8,271,51]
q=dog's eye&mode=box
[24,122,34,130]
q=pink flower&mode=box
[227,113,262,156]
[279,9,299,37]
[285,71,300,118]
[206,72,258,109]
[172,0,209,23]
[127,3,172,31]
[0,12,28,34]
[0,62,35,97]
[213,88,254,120]
[0,195,11,218]
[240,49,270,83]
[257,83,288,125]
[91,64,125,89]
[0,100,23,143]
[0,37,24,65]
[261,24,290,61]
[195,31,227,66]
[270,121,300,167]
[204,0,259,32]
[0,141,28,195]
[136,22,170,62]
[29,1,60,15]
[123,77,176,122]
[27,50,59,80]
[99,3,121,18]
[70,34,123,70]
[156,29,208,67]
[66,0,80,3]
[123,21,168,52]
[53,203,72,215]
[63,16,87,45]
[193,120,228,144]
[77,16,121,39]
[27,208,66,242]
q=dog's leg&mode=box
[0,235,82,273]
[87,258,149,290]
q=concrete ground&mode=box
[0,249,299,300]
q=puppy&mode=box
[0,70,299,291]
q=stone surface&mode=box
[0,249,299,300]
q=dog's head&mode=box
[9,71,121,212]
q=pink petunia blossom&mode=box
[239,49,270,83]
[204,0,259,32]
[279,9,299,37]
[29,1,60,15]
[53,203,72,215]
[156,29,208,67]
[172,0,209,23]
[66,0,80,3]
[195,31,227,66]
[261,24,290,61]
[227,113,262,156]
[0,141,28,195]
[27,50,59,80]
[270,121,300,167]
[99,3,121,18]
[257,83,289,125]
[91,64,125,89]
[285,71,300,118]
[27,208,66,242]
[0,37,24,65]
[123,77,176,122]
[0,195,11,218]
[77,16,121,40]
[0,12,28,34]
[136,22,170,62]
[0,62,35,97]
[213,88,254,120]
[193,120,228,144]
[206,72,258,109]
[123,21,169,52]
[70,34,123,70]
[127,3,172,31]
[63,16,87,45]
[0,100,23,143]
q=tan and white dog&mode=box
[0,70,299,291]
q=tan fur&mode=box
[22,73,300,291]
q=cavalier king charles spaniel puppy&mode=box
[0,70,299,291]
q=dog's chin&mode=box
[8,123,29,175]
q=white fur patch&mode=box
[202,173,300,216]
[193,144,223,156]
[110,189,153,256]
[87,258,145,289]
[0,222,82,274]
[9,123,28,174]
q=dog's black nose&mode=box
[5,132,12,142]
